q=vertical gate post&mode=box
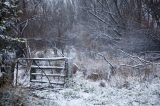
[15,59,19,86]
[65,59,69,78]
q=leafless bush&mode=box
[71,63,79,75]
[87,73,99,81]
[74,48,160,88]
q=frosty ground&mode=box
[27,72,160,106]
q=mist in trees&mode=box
[1,0,160,105]
[1,0,159,54]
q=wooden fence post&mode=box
[15,60,19,86]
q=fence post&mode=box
[15,59,19,87]
[65,59,69,78]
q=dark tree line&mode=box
[1,0,160,54]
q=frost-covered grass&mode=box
[17,49,160,106]
[28,72,160,106]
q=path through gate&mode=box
[15,57,68,88]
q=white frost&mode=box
[4,2,10,7]
[28,72,160,106]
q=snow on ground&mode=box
[28,72,160,106]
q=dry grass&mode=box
[72,51,160,87]
[31,49,160,87]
